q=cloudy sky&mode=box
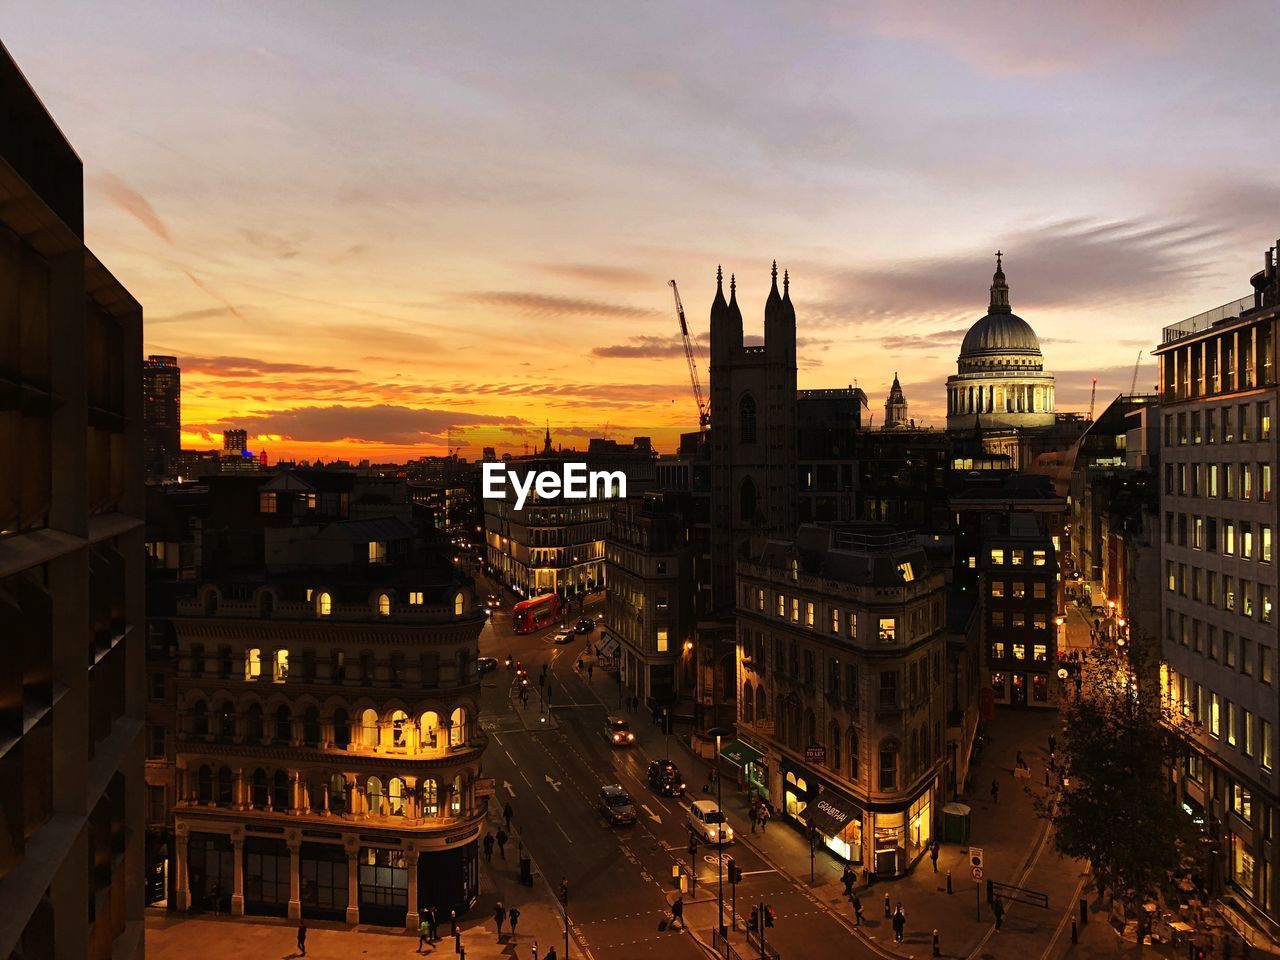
[4,1,1279,459]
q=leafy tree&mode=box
[1037,637,1192,914]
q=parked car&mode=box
[605,716,635,747]
[598,784,637,826]
[688,800,734,845]
[575,618,596,634]
[553,629,575,645]
[477,657,498,674]
[647,759,685,797]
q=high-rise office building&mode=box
[1156,242,1280,933]
[144,355,181,480]
[223,429,248,456]
[0,42,146,960]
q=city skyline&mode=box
[4,2,1280,459]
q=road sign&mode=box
[969,846,984,870]
[972,866,984,881]
[804,744,827,765]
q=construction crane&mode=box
[1088,376,1098,420]
[670,279,710,430]
[1130,350,1143,396]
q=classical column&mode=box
[344,775,359,819]
[405,850,421,931]
[233,768,246,811]
[231,835,246,915]
[345,847,361,925]
[289,771,302,815]
[321,781,330,816]
[321,720,334,749]
[174,827,190,911]
[176,764,189,806]
[287,837,302,920]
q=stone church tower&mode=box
[884,372,909,428]
[708,262,798,611]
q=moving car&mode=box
[477,657,498,674]
[553,629,575,645]
[598,784,637,826]
[647,759,685,797]
[575,618,595,634]
[687,800,734,845]
[605,716,635,747]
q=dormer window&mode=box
[897,562,915,582]
[316,592,332,617]
[454,592,465,616]
[369,541,387,564]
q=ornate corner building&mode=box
[167,518,488,930]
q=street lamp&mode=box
[708,726,734,940]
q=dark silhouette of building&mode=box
[0,40,146,960]
[144,355,181,480]
[883,374,909,429]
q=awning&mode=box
[720,740,764,768]
[806,790,860,837]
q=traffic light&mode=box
[748,907,759,931]
[559,879,569,906]
[1189,945,1207,960]
[764,905,776,928]
[728,858,742,884]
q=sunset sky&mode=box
[4,2,1280,461]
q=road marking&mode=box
[503,781,515,798]
[640,804,662,825]
[519,770,533,788]
[538,796,552,814]
[545,775,562,791]
[556,821,573,843]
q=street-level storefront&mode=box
[777,759,934,877]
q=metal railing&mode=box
[1161,295,1255,343]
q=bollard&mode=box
[455,930,461,954]
[946,870,953,895]
[1080,897,1088,925]
[1071,918,1078,944]
[885,893,892,917]
[933,929,941,957]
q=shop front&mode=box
[779,760,863,866]
[870,790,933,877]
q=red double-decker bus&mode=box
[512,593,562,634]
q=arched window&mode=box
[245,703,264,741]
[390,710,408,748]
[454,592,465,616]
[191,699,209,738]
[274,705,292,744]
[739,394,757,444]
[273,649,289,682]
[329,774,347,815]
[316,591,332,617]
[361,708,379,748]
[740,477,757,522]
[449,707,467,747]
[251,768,269,809]
[333,708,349,748]
[244,648,262,680]
[388,777,407,817]
[272,770,290,811]
[420,711,440,749]
[742,681,755,723]
[805,708,817,749]
[366,777,384,817]
[790,559,798,582]
[259,591,274,617]
[216,766,233,806]
[377,593,391,617]
[849,729,860,781]
[422,779,439,817]
[302,706,321,746]
[194,768,212,803]
[217,700,236,741]
[450,775,463,816]
[829,721,842,772]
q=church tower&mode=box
[708,261,798,612]
[884,373,909,429]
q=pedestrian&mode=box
[427,905,439,942]
[509,906,521,938]
[297,919,308,956]
[588,663,594,681]
[749,804,759,834]
[884,892,892,918]
[993,895,1005,931]
[211,881,221,916]
[1015,750,1026,770]
[930,839,940,873]
[545,949,557,960]
[892,905,906,943]
[759,804,770,833]
[418,916,429,952]
[504,802,514,830]
[672,895,685,930]
[497,828,509,859]
[494,902,507,937]
[991,779,999,804]
[484,832,495,862]
[450,909,458,936]
[842,864,855,898]
[852,893,865,926]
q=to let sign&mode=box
[804,744,826,765]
